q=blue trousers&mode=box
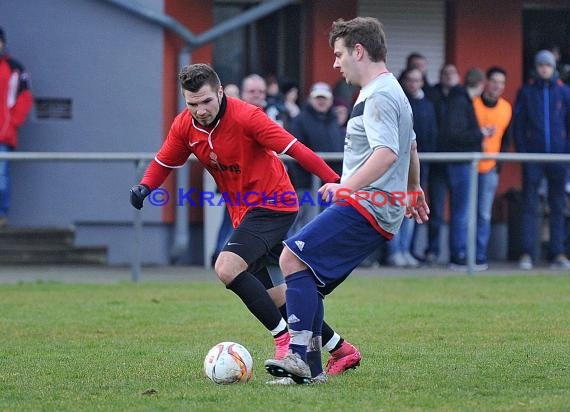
[427,163,471,262]
[521,163,567,260]
[476,169,499,263]
[0,144,11,217]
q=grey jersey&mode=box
[342,73,415,234]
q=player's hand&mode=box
[318,182,342,203]
[405,187,430,224]
[130,184,150,210]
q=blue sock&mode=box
[307,295,324,376]
[285,269,318,361]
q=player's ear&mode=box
[354,43,365,60]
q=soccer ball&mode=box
[203,342,253,384]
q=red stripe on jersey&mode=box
[344,197,393,240]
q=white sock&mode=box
[270,318,287,337]
[322,332,341,352]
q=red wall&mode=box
[303,0,357,95]
[447,0,524,194]
[162,0,214,223]
[447,0,523,104]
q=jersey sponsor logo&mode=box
[287,314,300,324]
[208,161,242,174]
[295,240,305,251]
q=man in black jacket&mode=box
[426,64,483,269]
[286,82,345,233]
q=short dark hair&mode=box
[406,53,425,68]
[178,64,221,92]
[329,17,387,63]
[464,67,485,88]
[486,66,507,79]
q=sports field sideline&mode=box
[0,262,567,284]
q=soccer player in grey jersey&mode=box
[265,16,430,384]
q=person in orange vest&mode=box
[472,67,512,271]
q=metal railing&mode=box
[0,152,154,281]
[1,151,569,278]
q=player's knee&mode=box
[279,247,306,276]
[214,261,235,285]
[214,252,246,285]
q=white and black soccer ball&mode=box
[203,342,253,384]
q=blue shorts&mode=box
[283,203,387,295]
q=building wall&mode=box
[163,0,214,226]
[302,0,357,96]
[447,0,523,104]
[0,0,166,263]
[359,0,446,86]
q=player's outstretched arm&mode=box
[129,160,172,210]
[286,141,340,183]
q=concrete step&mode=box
[0,246,108,265]
[0,227,107,265]
[0,227,74,246]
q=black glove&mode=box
[130,184,150,210]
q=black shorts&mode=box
[222,208,297,287]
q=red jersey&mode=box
[0,54,32,148]
[153,97,301,226]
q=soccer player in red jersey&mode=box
[130,64,360,382]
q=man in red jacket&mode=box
[130,64,361,383]
[0,27,32,227]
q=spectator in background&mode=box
[0,27,32,228]
[546,44,570,85]
[241,74,266,108]
[266,74,281,100]
[473,66,512,271]
[333,78,359,109]
[401,52,434,96]
[223,83,240,98]
[401,68,438,186]
[386,68,438,267]
[265,74,288,127]
[287,82,344,233]
[241,74,287,126]
[426,64,483,269]
[464,67,485,100]
[333,97,350,134]
[281,80,300,121]
[514,50,570,270]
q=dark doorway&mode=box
[212,3,302,88]
[523,7,570,83]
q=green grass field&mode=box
[1,274,569,411]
